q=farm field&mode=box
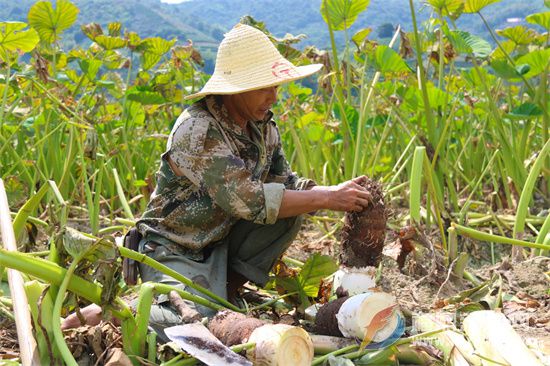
[0,0,549,365]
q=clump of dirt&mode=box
[313,296,349,337]
[340,178,387,268]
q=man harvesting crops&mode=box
[63,24,371,340]
[132,23,372,340]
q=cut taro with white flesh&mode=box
[314,292,404,346]
[247,324,314,366]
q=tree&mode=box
[377,23,394,38]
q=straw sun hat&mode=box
[185,24,323,100]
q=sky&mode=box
[160,0,191,3]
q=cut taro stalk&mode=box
[335,177,387,296]
[208,310,314,366]
[247,324,314,366]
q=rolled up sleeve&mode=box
[263,182,285,224]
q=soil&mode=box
[289,223,550,360]
[475,257,550,340]
[0,318,19,362]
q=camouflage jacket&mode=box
[137,95,314,256]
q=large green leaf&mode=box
[516,49,550,79]
[496,26,538,45]
[79,59,102,80]
[137,37,176,70]
[405,83,450,110]
[352,27,371,48]
[28,0,79,43]
[507,103,543,120]
[321,0,370,31]
[463,0,501,13]
[298,254,338,297]
[526,11,550,31]
[275,254,337,308]
[427,0,464,16]
[448,30,492,58]
[126,86,166,105]
[490,59,524,80]
[490,39,515,60]
[95,35,127,50]
[0,22,39,61]
[370,45,411,73]
[12,182,50,242]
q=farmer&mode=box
[134,23,371,340]
[62,24,372,340]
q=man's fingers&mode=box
[357,197,370,208]
[357,190,372,201]
[352,175,367,184]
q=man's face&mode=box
[231,86,278,122]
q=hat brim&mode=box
[184,63,323,100]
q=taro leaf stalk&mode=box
[512,139,550,257]
[51,227,108,366]
[0,246,233,361]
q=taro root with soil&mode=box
[339,177,387,269]
[333,177,387,296]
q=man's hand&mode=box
[278,175,373,218]
[319,176,372,212]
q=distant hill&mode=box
[0,0,546,72]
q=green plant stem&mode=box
[112,168,134,219]
[153,283,228,312]
[352,26,401,177]
[409,146,425,224]
[408,0,435,143]
[0,63,11,130]
[52,258,80,366]
[118,246,242,312]
[133,282,155,357]
[513,139,550,240]
[247,291,298,312]
[312,345,358,366]
[12,182,50,240]
[0,249,132,319]
[536,213,550,256]
[452,223,550,251]
[147,332,157,363]
[162,342,256,366]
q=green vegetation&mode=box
[0,0,548,364]
[0,0,545,72]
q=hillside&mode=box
[0,0,546,72]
